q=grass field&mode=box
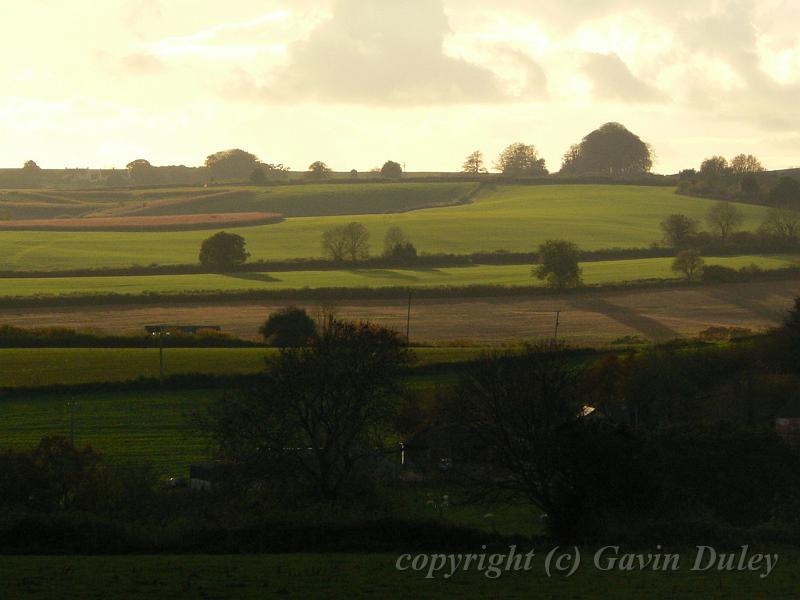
[0,185,780,271]
[0,347,485,388]
[0,182,476,222]
[0,211,281,230]
[0,552,796,599]
[0,347,482,472]
[0,388,213,474]
[0,254,794,297]
[120,182,478,218]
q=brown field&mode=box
[0,211,281,231]
[1,280,796,345]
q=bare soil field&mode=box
[0,211,281,231]
[0,280,796,345]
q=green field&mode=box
[0,552,795,599]
[0,347,483,472]
[124,182,478,217]
[0,347,485,388]
[0,388,213,474]
[0,185,779,271]
[0,254,795,297]
[0,182,477,221]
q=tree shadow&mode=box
[224,272,281,283]
[345,269,422,281]
[702,284,787,322]
[569,295,680,341]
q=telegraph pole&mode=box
[554,310,561,341]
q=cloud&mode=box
[247,0,541,105]
[119,52,164,74]
[583,52,665,102]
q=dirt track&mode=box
[1,280,797,345]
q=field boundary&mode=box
[5,246,798,279]
[0,212,283,232]
[0,267,797,308]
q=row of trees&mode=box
[196,225,419,268]
[320,224,417,262]
[660,200,800,248]
[678,152,800,208]
[205,150,403,183]
[462,122,654,178]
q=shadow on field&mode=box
[569,296,679,341]
[346,269,420,281]
[224,272,281,283]
[702,285,786,323]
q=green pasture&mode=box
[0,185,779,271]
[127,182,478,217]
[0,347,483,472]
[0,182,476,221]
[0,551,795,599]
[0,347,486,388]
[0,254,795,297]
[0,388,213,474]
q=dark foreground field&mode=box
[1,279,794,344]
[1,551,797,599]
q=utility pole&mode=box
[405,289,412,341]
[530,310,562,342]
[554,310,561,341]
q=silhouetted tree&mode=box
[205,149,260,181]
[495,143,548,176]
[533,240,582,289]
[706,201,743,242]
[559,123,652,177]
[700,156,730,179]
[22,160,41,171]
[199,231,249,269]
[380,161,403,179]
[444,343,637,540]
[761,208,800,242]
[250,167,267,184]
[730,154,764,174]
[462,150,487,174]
[207,319,412,504]
[383,226,407,255]
[660,214,699,247]
[671,249,704,280]
[126,159,155,185]
[383,226,417,261]
[322,222,369,261]
[259,307,317,347]
[307,161,332,179]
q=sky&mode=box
[0,0,798,174]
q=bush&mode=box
[258,307,317,347]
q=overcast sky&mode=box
[1,0,798,173]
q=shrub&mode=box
[258,307,317,347]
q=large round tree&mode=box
[560,122,652,177]
[205,149,260,181]
[199,231,249,269]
